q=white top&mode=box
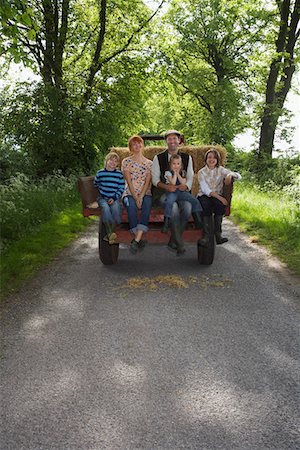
[151,152,194,190]
[164,170,187,184]
[198,165,241,196]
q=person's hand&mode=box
[177,184,187,191]
[220,196,228,206]
[136,194,143,209]
[224,174,233,185]
[107,198,114,205]
[166,184,177,192]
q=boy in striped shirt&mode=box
[94,152,125,244]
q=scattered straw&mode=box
[122,274,232,291]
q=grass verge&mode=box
[1,202,94,300]
[230,183,300,276]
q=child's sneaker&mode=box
[104,232,117,245]
[138,239,147,250]
[130,239,139,254]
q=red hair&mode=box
[128,135,144,151]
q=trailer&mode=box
[78,139,233,266]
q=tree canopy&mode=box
[0,0,299,179]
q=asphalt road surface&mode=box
[1,219,300,450]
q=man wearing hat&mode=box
[151,130,202,255]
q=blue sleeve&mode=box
[94,171,101,188]
[114,174,125,200]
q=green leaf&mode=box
[27,29,36,40]
[20,12,32,27]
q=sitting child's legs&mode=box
[110,200,122,224]
[211,197,227,244]
[164,191,178,218]
[162,191,178,233]
[98,198,113,223]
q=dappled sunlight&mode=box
[262,345,300,379]
[177,377,272,429]
[11,368,81,420]
[111,361,147,386]
[23,315,49,331]
[52,295,85,317]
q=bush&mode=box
[0,171,80,251]
[228,150,300,204]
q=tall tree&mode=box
[0,0,165,174]
[159,0,270,146]
[258,0,300,157]
[0,0,164,102]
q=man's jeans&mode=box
[98,198,122,224]
[163,190,202,218]
[160,193,193,224]
[123,195,152,233]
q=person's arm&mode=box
[221,167,242,185]
[199,171,212,196]
[152,157,176,192]
[122,160,138,202]
[137,171,152,208]
[210,191,228,205]
[93,171,101,188]
[165,171,177,185]
[177,172,187,185]
[123,170,138,200]
[151,156,161,187]
[199,169,228,205]
[114,174,125,200]
[178,156,193,191]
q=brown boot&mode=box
[103,222,118,245]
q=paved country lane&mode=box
[1,219,299,449]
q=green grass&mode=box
[0,202,94,299]
[1,173,80,250]
[230,183,300,275]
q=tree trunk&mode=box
[41,0,69,92]
[258,0,299,157]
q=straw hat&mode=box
[164,129,181,139]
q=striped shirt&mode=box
[94,169,125,200]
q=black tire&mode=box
[197,215,215,265]
[98,222,119,265]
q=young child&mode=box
[197,148,241,245]
[162,154,202,233]
[94,152,125,244]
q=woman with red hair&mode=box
[121,135,153,254]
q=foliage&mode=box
[0,0,163,176]
[0,56,152,179]
[231,182,300,275]
[0,172,80,251]
[151,0,271,147]
[0,203,93,300]
[257,0,300,156]
[228,151,300,200]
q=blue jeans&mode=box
[160,193,193,224]
[164,190,202,218]
[98,198,122,224]
[123,195,152,233]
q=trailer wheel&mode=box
[197,215,215,265]
[99,222,119,265]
